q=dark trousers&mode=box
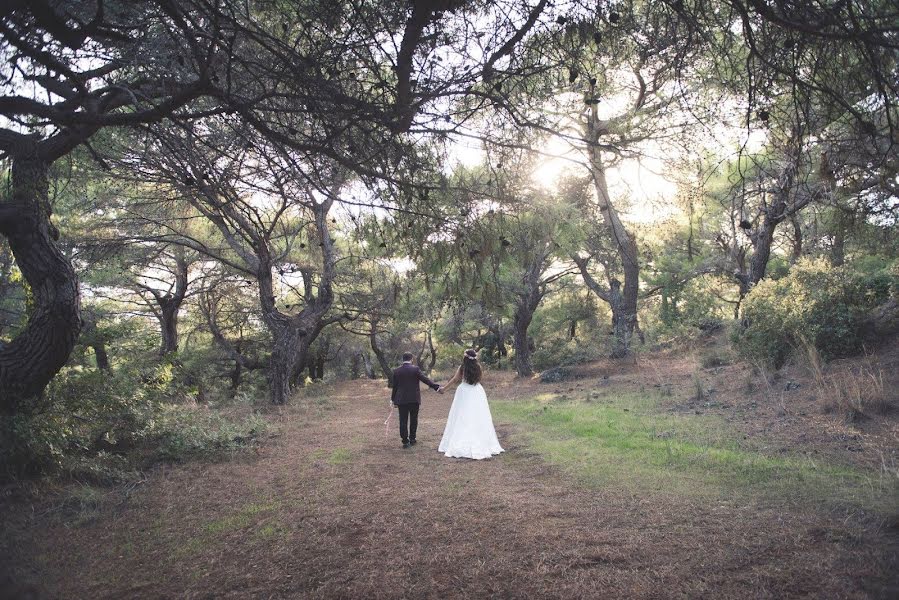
[397,403,420,443]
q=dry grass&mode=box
[820,367,889,420]
[804,342,891,420]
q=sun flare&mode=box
[531,138,679,224]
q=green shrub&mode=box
[643,273,728,349]
[1,367,149,475]
[1,363,267,480]
[735,258,895,368]
[142,405,267,463]
[532,335,608,370]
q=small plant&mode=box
[691,371,705,402]
[700,351,731,369]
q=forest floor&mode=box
[2,337,898,599]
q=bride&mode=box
[437,349,504,460]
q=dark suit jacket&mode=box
[391,363,439,405]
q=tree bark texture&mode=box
[0,154,81,412]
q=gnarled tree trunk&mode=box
[268,318,316,403]
[157,253,188,357]
[0,153,81,412]
[736,137,814,298]
[263,197,338,404]
[512,259,545,377]
[369,318,394,387]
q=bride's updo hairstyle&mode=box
[461,349,481,385]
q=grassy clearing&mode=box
[493,391,898,512]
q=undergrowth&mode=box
[1,362,268,483]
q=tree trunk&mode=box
[512,301,535,377]
[608,279,634,358]
[81,312,110,371]
[831,209,847,267]
[586,108,640,359]
[369,320,394,386]
[426,331,437,372]
[159,302,179,357]
[351,351,361,379]
[268,321,313,404]
[746,218,777,292]
[0,154,82,412]
[416,336,427,367]
[687,193,695,261]
[230,360,242,393]
[157,253,188,357]
[361,350,376,379]
[790,214,803,263]
[156,249,188,357]
[92,341,111,371]
[261,195,338,404]
[315,352,325,380]
[740,137,808,297]
[821,151,845,267]
[493,321,508,358]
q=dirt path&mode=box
[5,378,898,599]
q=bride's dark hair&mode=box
[461,349,481,385]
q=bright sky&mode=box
[448,135,681,224]
[529,135,680,223]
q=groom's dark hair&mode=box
[402,352,414,362]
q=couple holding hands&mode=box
[390,349,504,460]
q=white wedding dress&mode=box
[438,381,504,459]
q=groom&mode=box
[391,352,441,449]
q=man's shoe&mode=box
[409,440,417,446]
[402,442,411,449]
